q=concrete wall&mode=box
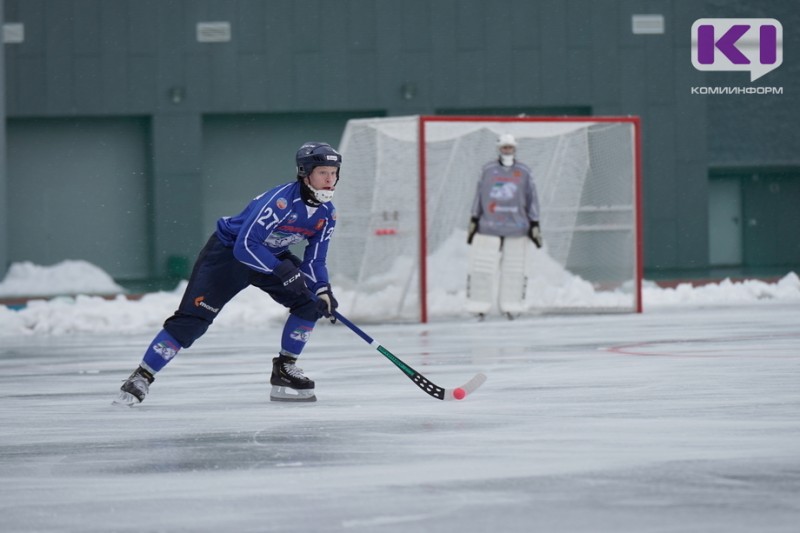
[2,0,798,281]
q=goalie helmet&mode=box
[295,142,342,204]
[496,133,517,149]
[496,133,517,167]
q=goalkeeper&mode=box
[466,133,542,320]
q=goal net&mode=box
[329,115,642,323]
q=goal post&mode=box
[330,115,643,323]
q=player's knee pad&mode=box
[289,298,320,322]
[163,313,212,349]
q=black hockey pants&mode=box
[163,233,319,348]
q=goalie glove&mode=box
[315,285,339,323]
[467,217,479,245]
[528,221,542,249]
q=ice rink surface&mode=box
[1,302,799,532]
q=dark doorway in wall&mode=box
[6,117,152,281]
[709,167,800,274]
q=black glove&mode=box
[315,285,339,323]
[272,259,311,298]
[528,221,542,248]
[467,217,479,245]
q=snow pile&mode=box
[1,259,799,337]
[0,260,125,298]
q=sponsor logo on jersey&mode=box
[488,202,519,214]
[315,219,325,231]
[194,295,220,314]
[265,231,304,248]
[276,198,288,209]
[276,224,315,236]
[490,182,518,200]
[287,212,298,224]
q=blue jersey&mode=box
[215,181,336,292]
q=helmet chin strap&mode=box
[307,183,335,203]
[500,154,515,167]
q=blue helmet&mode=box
[296,142,342,178]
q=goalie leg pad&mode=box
[466,234,501,314]
[498,236,528,314]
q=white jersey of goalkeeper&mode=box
[470,159,540,237]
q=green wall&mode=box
[2,0,798,283]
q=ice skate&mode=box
[113,366,154,406]
[270,355,316,402]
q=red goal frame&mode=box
[416,115,643,323]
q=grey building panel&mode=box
[127,0,159,55]
[619,48,646,114]
[8,0,45,56]
[402,2,432,53]
[646,217,677,268]
[9,57,45,115]
[345,51,379,108]
[290,0,322,54]
[101,50,129,113]
[675,161,710,267]
[319,11,349,110]
[455,50,487,106]
[73,56,101,112]
[566,47,593,105]
[262,54,294,110]
[512,49,541,107]
[455,0,485,52]
[44,2,74,112]
[673,80,707,161]
[1,0,798,280]
[151,172,205,273]
[183,54,212,110]
[346,0,377,52]
[538,0,568,105]
[511,0,539,50]
[235,0,266,54]
[238,54,269,110]
[263,1,293,52]
[617,0,652,47]
[99,1,127,55]
[156,0,186,51]
[291,51,322,107]
[73,0,101,56]
[151,114,202,176]
[567,0,594,48]
[127,55,158,111]
[644,38,675,106]
[209,44,240,110]
[483,4,513,106]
